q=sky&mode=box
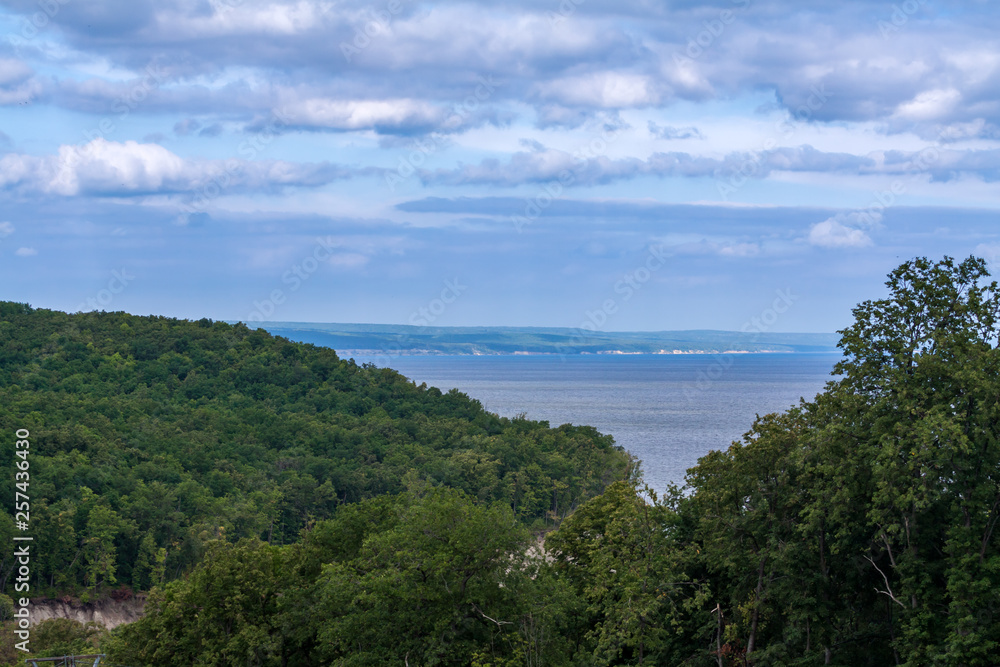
[0,0,998,333]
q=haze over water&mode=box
[356,353,838,493]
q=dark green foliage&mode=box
[15,256,1000,665]
[0,307,630,599]
[108,489,584,666]
[679,256,1000,665]
[546,481,711,665]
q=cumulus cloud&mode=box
[807,212,878,249]
[894,88,963,121]
[718,242,760,257]
[0,221,13,237]
[14,247,36,256]
[648,122,704,140]
[416,143,876,187]
[536,71,663,108]
[0,0,999,212]
[0,139,375,197]
[0,59,40,106]
[411,141,1000,188]
[278,98,446,133]
[1,0,997,147]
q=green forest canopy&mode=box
[0,303,631,599]
[6,255,1000,666]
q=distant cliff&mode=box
[29,597,146,629]
[249,322,840,357]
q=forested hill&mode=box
[0,303,631,598]
[4,258,999,665]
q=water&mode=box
[352,353,838,493]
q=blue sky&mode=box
[0,0,998,332]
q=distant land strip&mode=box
[240,322,841,357]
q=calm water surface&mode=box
[352,353,838,493]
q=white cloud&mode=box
[807,216,874,249]
[158,1,336,37]
[838,210,883,228]
[0,59,39,106]
[0,139,364,197]
[280,98,443,132]
[648,122,704,140]
[894,88,962,121]
[538,72,661,108]
[15,247,36,256]
[718,242,760,257]
[51,139,187,195]
[0,221,13,237]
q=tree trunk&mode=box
[747,556,767,656]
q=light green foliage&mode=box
[29,618,108,659]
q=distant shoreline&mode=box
[335,349,836,357]
[244,322,841,357]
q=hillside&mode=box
[101,256,1000,666]
[0,303,631,600]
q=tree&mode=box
[83,501,124,590]
[679,256,1000,664]
[310,489,531,665]
[108,539,287,667]
[548,481,710,665]
[832,256,1000,664]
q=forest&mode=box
[3,255,1000,665]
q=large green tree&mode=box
[681,256,1000,665]
[831,256,1000,664]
